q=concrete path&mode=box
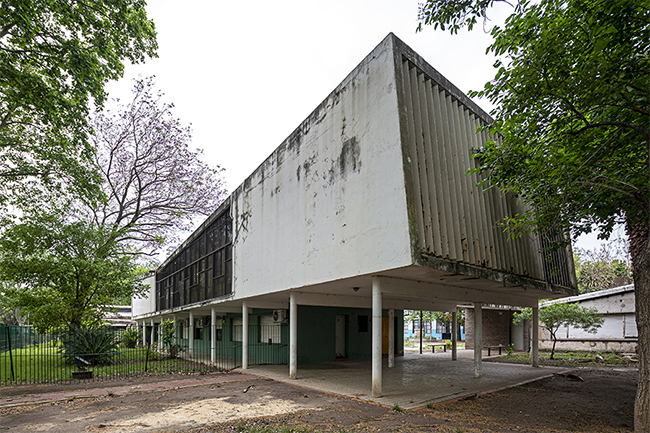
[240,349,569,409]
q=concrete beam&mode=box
[294,292,370,308]
[245,300,290,310]
[378,276,539,307]
[382,297,459,312]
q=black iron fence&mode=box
[1,323,288,386]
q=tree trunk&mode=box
[628,219,649,433]
[550,338,557,360]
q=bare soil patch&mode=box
[0,367,637,433]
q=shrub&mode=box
[160,319,184,358]
[60,325,118,366]
[120,327,141,348]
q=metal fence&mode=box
[1,323,288,386]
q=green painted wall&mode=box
[297,306,404,364]
[171,307,404,366]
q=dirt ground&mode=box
[0,367,637,433]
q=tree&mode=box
[89,77,227,252]
[575,241,632,293]
[0,0,157,210]
[0,284,21,325]
[418,1,649,429]
[514,302,603,359]
[160,318,183,358]
[0,79,227,329]
[0,216,144,331]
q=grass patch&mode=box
[1,343,217,384]
[489,351,636,367]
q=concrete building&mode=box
[103,305,135,329]
[132,33,577,397]
[539,284,637,353]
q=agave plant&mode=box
[60,325,118,366]
[120,327,141,349]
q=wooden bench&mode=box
[484,345,506,356]
[431,342,448,353]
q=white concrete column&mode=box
[189,311,194,358]
[211,308,217,364]
[242,302,249,370]
[371,277,382,398]
[474,303,482,378]
[388,308,395,368]
[158,317,163,351]
[150,319,155,347]
[452,311,458,361]
[142,321,146,346]
[532,306,539,367]
[289,292,298,379]
[172,314,177,342]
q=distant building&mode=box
[539,284,637,353]
[104,305,134,329]
[132,33,576,397]
[403,312,465,341]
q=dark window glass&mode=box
[198,271,205,301]
[156,208,232,310]
[358,315,369,333]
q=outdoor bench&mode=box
[484,345,506,356]
[431,342,448,353]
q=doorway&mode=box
[335,315,347,359]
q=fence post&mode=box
[6,327,15,381]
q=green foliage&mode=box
[120,327,141,349]
[417,3,649,425]
[574,240,632,293]
[420,0,649,245]
[59,325,118,366]
[418,0,521,33]
[0,283,21,325]
[160,319,184,358]
[0,0,157,209]
[392,403,402,412]
[0,214,146,331]
[514,303,604,358]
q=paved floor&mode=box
[240,349,569,409]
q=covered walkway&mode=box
[240,349,567,409]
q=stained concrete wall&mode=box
[232,36,411,299]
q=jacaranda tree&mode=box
[0,79,227,330]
